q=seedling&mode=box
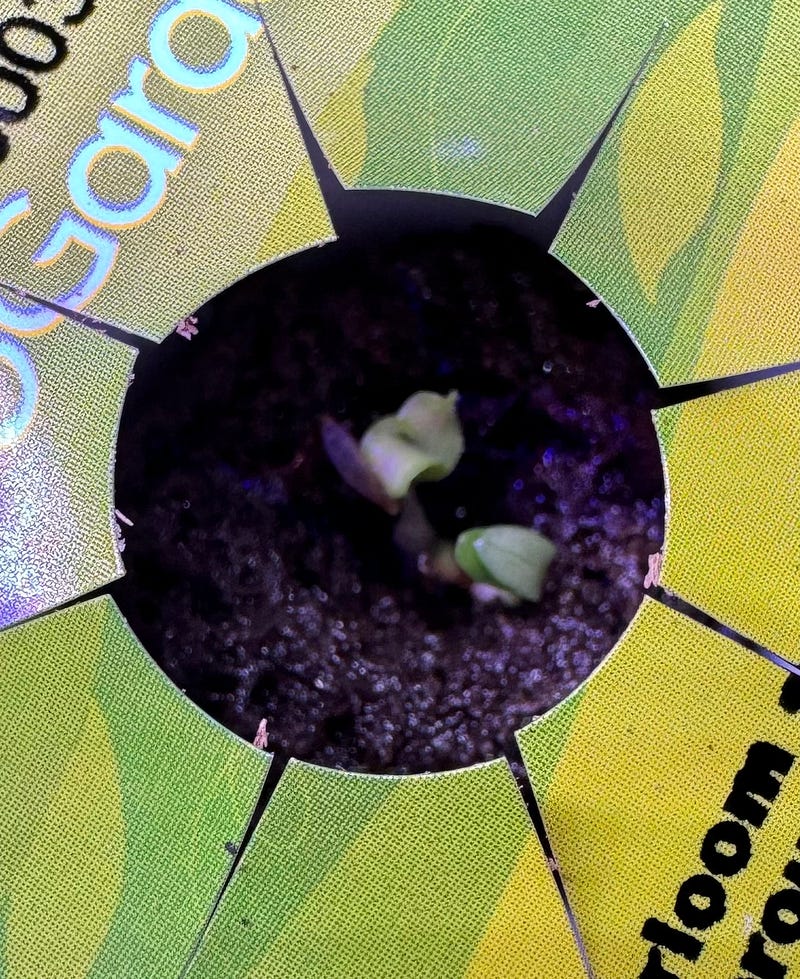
[322,391,556,604]
[454,525,556,603]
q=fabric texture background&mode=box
[1,1,800,976]
[518,598,800,979]
[264,0,694,213]
[0,597,269,978]
[0,0,333,339]
[554,0,800,384]
[185,759,585,979]
[656,370,800,665]
[0,324,134,629]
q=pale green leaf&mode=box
[455,525,556,602]
[453,528,491,584]
[361,391,463,500]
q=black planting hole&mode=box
[112,223,665,774]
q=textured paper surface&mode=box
[3,3,800,977]
[656,370,800,665]
[185,759,585,978]
[0,322,134,629]
[518,598,800,979]
[554,0,800,384]
[265,0,702,213]
[0,596,269,978]
[0,0,332,340]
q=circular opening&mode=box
[112,221,664,774]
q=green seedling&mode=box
[321,390,555,603]
[320,391,462,514]
[454,525,556,602]
[320,414,401,515]
[360,390,464,501]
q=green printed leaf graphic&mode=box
[185,762,588,979]
[715,0,772,168]
[619,2,724,302]
[6,700,124,979]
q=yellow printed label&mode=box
[619,3,723,302]
[0,0,331,340]
[519,599,800,979]
[656,371,800,664]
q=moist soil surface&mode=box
[112,226,665,774]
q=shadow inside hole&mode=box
[111,220,664,774]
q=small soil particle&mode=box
[112,226,665,774]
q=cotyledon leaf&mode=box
[455,525,556,602]
[5,700,124,979]
[360,390,463,500]
[619,1,724,302]
[320,415,400,514]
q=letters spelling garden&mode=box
[0,0,263,447]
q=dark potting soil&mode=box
[111,226,665,774]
